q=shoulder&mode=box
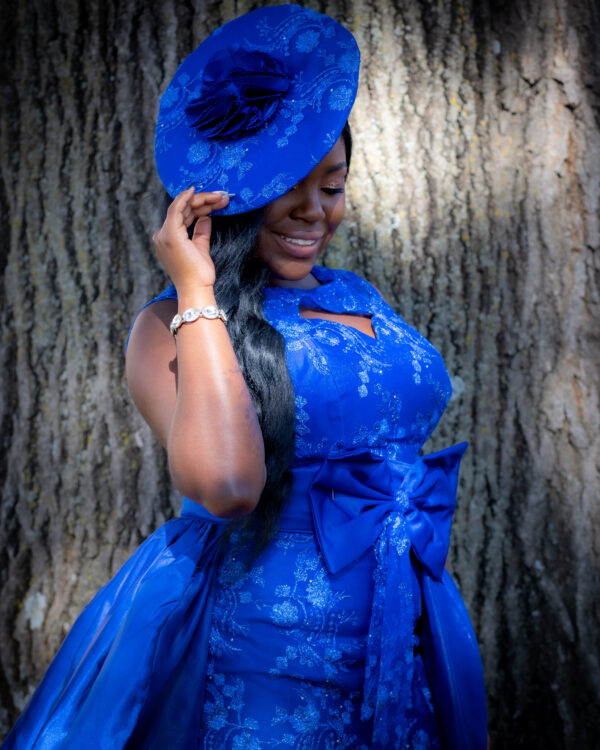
[125,284,178,351]
[129,298,177,344]
[126,288,178,375]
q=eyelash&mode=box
[322,187,345,195]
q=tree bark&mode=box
[1,0,598,746]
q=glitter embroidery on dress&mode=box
[195,266,451,748]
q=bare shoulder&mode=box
[126,298,177,365]
[126,299,178,447]
[130,298,177,336]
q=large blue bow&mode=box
[305,443,487,750]
[309,443,465,578]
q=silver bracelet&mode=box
[170,305,228,336]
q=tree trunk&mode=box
[1,0,598,747]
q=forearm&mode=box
[128,189,265,516]
[168,286,266,517]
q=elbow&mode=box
[170,462,266,520]
[209,494,260,520]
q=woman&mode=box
[3,5,486,749]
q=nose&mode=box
[290,184,326,223]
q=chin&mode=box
[266,255,321,287]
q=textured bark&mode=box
[1,0,598,747]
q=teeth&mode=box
[279,235,317,246]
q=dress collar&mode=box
[262,265,374,317]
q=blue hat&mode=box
[155,4,360,215]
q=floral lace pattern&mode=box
[200,530,440,749]
[197,267,449,748]
[262,266,451,464]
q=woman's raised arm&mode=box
[126,189,266,518]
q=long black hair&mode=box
[208,122,353,550]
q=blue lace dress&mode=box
[3,266,486,750]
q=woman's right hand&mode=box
[127,186,266,517]
[151,188,229,293]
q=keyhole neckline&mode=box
[263,266,381,342]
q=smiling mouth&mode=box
[275,233,321,247]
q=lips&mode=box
[277,234,317,246]
[272,231,323,257]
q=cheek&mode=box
[327,197,346,235]
[261,196,288,227]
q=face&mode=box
[256,136,347,287]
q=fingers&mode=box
[153,188,230,253]
[168,188,229,228]
[191,215,212,246]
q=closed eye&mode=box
[322,187,345,195]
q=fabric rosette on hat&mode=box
[155,3,360,215]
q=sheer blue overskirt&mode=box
[3,519,223,750]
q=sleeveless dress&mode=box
[3,266,487,750]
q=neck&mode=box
[268,271,322,289]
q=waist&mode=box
[279,449,419,533]
[180,449,421,530]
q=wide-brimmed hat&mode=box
[155,4,360,215]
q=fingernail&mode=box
[217,191,235,197]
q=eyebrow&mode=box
[325,161,347,174]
